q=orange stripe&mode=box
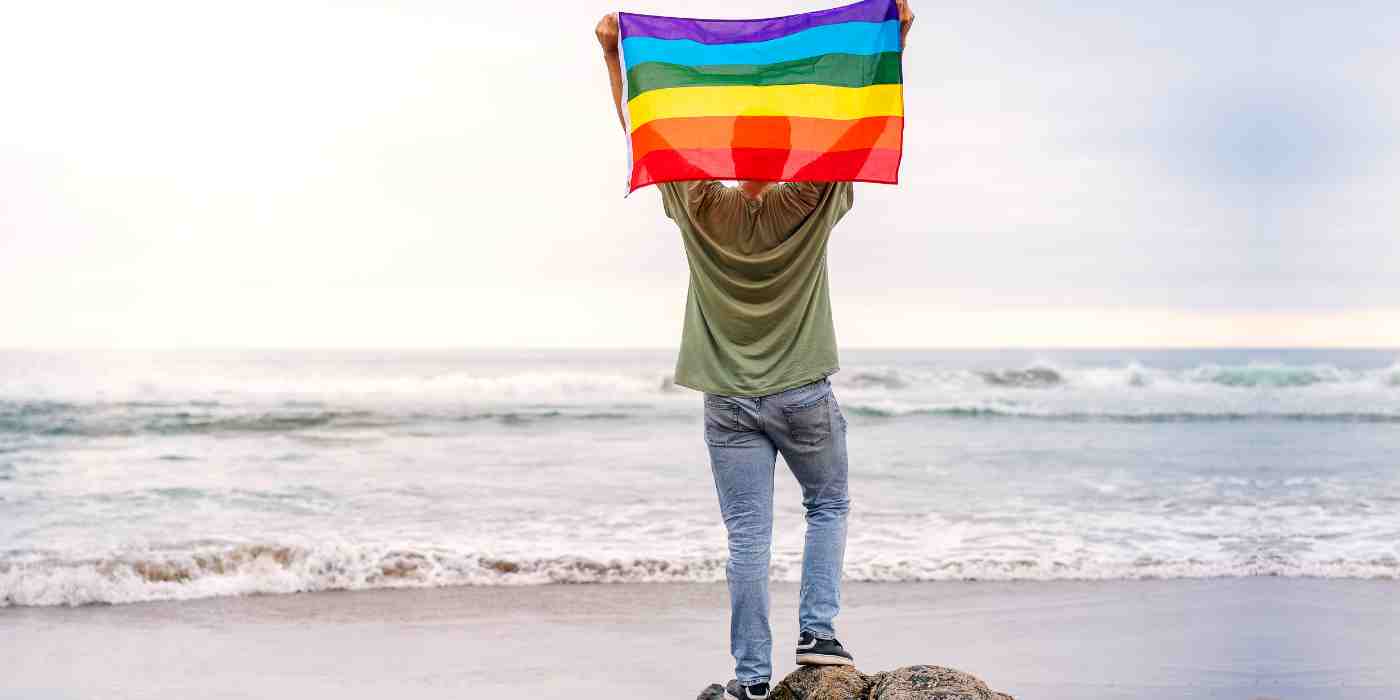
[631,115,902,162]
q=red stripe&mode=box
[631,116,903,163]
[629,147,901,192]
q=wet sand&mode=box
[2,578,1397,699]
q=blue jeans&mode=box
[703,376,850,686]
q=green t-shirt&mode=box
[658,180,854,397]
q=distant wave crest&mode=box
[846,361,1398,391]
[0,403,644,438]
[1,359,1396,437]
[842,405,1400,423]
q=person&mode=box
[596,5,914,698]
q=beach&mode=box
[3,577,1397,699]
[7,0,1400,694]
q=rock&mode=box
[696,683,727,700]
[770,665,870,700]
[865,665,1014,700]
[709,664,1014,700]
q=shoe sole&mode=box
[726,690,769,699]
[796,653,855,666]
[726,683,769,700]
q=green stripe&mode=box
[625,52,901,101]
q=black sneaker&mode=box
[795,631,854,666]
[724,679,770,699]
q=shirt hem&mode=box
[674,366,841,398]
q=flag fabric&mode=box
[617,0,904,194]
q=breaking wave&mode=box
[4,542,1398,607]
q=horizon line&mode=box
[2,345,1397,352]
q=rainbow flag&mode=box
[617,0,904,194]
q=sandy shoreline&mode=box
[3,577,1397,699]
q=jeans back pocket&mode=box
[782,394,832,446]
[703,395,744,447]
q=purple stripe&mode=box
[619,0,897,46]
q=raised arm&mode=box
[896,0,915,49]
[596,13,627,134]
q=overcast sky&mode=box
[2,1,1396,348]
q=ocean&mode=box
[1,348,1397,607]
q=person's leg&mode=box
[704,392,779,687]
[765,378,850,641]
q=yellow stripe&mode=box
[627,83,903,131]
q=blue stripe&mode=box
[620,20,900,70]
